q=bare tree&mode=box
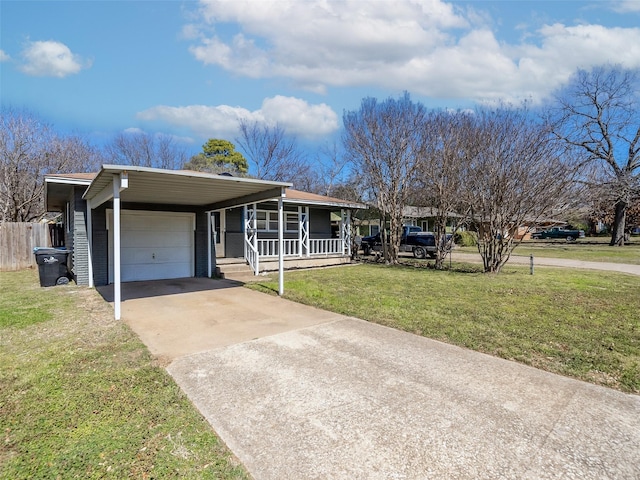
[0,109,100,222]
[235,120,310,187]
[465,106,580,273]
[305,141,351,196]
[414,110,474,269]
[104,130,188,170]
[343,93,427,264]
[547,66,640,246]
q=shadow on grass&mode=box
[397,260,485,274]
[250,282,280,295]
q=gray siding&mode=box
[309,208,332,238]
[194,210,208,277]
[72,187,89,285]
[92,206,109,286]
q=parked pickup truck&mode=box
[531,227,585,241]
[360,226,452,258]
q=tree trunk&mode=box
[610,200,627,246]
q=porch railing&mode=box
[309,238,343,256]
[245,238,259,275]
[256,238,344,258]
[257,239,299,257]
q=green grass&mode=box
[457,237,640,264]
[250,263,640,393]
[0,269,249,480]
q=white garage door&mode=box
[108,210,195,283]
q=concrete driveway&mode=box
[97,277,343,362]
[102,278,640,479]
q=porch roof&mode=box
[284,189,366,210]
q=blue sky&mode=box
[1,0,640,160]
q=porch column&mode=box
[344,209,352,256]
[340,208,345,255]
[278,190,284,296]
[243,205,247,260]
[298,206,303,257]
[304,206,310,257]
[86,198,93,288]
[252,203,258,254]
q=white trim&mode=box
[256,209,299,233]
[44,176,92,186]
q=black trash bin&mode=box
[33,247,71,287]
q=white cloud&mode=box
[19,40,90,77]
[186,0,640,103]
[121,127,195,145]
[612,1,640,13]
[137,95,338,140]
[0,50,10,62]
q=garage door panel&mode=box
[123,231,193,249]
[122,262,192,282]
[123,215,192,232]
[121,247,193,264]
[108,210,195,283]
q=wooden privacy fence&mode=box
[0,222,52,271]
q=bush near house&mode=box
[454,231,477,247]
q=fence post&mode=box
[530,254,534,275]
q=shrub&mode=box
[454,230,477,247]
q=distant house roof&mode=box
[402,205,465,219]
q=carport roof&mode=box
[49,165,292,211]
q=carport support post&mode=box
[278,190,284,296]
[113,176,122,320]
[207,211,212,278]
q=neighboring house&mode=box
[44,165,365,318]
[356,206,465,236]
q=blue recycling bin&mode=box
[33,247,71,286]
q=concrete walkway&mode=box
[102,277,640,480]
[451,252,640,276]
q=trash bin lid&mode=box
[33,247,70,254]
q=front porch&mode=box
[226,203,353,276]
[215,254,351,279]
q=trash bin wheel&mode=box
[56,276,70,285]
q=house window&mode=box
[421,220,429,232]
[370,225,379,236]
[256,210,299,232]
[285,212,299,232]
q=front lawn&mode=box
[250,263,640,393]
[0,270,249,480]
